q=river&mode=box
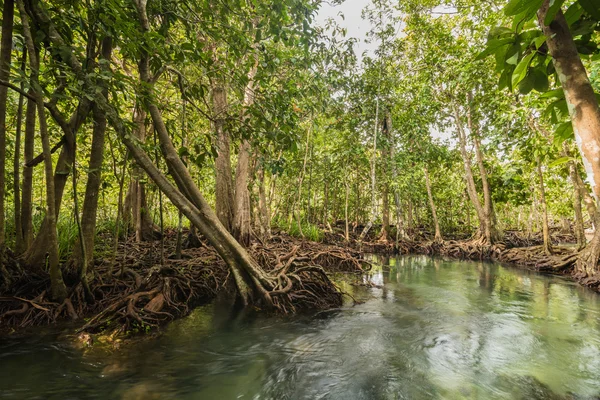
[2,255,600,399]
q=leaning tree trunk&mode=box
[0,0,13,285]
[212,83,234,231]
[538,3,600,279]
[424,166,442,242]
[18,0,66,300]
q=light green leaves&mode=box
[475,38,514,60]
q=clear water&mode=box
[2,255,600,399]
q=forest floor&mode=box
[0,225,593,346]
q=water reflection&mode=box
[1,255,600,399]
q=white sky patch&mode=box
[315,0,378,59]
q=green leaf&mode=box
[578,0,600,20]
[564,2,584,26]
[532,69,549,92]
[475,38,514,60]
[512,52,535,88]
[548,156,573,168]
[539,88,564,99]
[505,0,543,17]
[545,0,567,25]
[499,68,512,90]
[518,73,536,94]
[488,26,514,39]
[505,42,521,65]
[554,121,574,145]
[534,35,547,49]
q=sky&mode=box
[315,0,378,59]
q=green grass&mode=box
[272,217,324,242]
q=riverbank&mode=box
[1,226,595,343]
[0,230,368,340]
[324,226,596,291]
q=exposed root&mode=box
[0,230,366,337]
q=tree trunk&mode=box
[378,110,392,241]
[360,95,379,241]
[122,105,159,242]
[424,167,442,242]
[71,37,112,274]
[212,84,234,231]
[468,93,498,243]
[453,101,488,242]
[0,0,13,284]
[232,56,259,246]
[537,158,552,255]
[538,3,600,277]
[256,163,270,239]
[573,165,598,226]
[344,177,350,242]
[22,96,92,268]
[569,161,586,250]
[18,0,66,300]
[21,84,36,251]
[13,50,26,255]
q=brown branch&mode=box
[25,135,66,167]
